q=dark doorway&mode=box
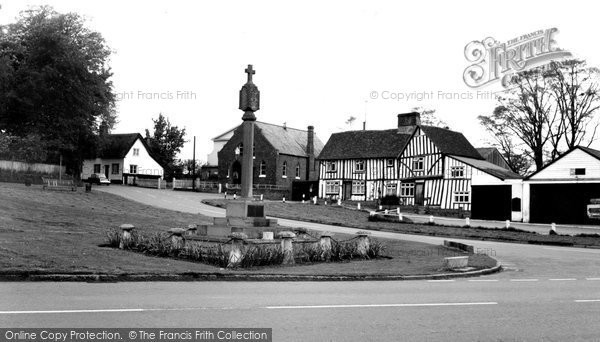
[343,181,352,200]
[530,183,600,224]
[231,161,242,184]
[471,185,512,220]
[415,183,424,205]
[104,165,109,178]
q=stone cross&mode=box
[245,65,255,83]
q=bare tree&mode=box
[412,107,448,128]
[478,110,532,175]
[547,59,600,150]
[488,68,561,170]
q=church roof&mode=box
[255,122,324,157]
[318,129,412,160]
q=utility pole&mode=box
[192,136,196,190]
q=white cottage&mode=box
[522,146,600,224]
[81,133,164,184]
[318,112,521,212]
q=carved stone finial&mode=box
[239,64,260,117]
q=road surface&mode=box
[3,186,600,341]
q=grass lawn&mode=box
[0,182,495,278]
[203,199,600,248]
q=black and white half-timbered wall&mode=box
[317,112,522,211]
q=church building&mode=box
[218,122,323,192]
[317,112,521,211]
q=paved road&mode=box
[3,185,600,341]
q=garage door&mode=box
[471,185,512,221]
[530,183,600,224]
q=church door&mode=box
[231,161,242,184]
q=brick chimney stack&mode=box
[307,125,315,180]
[397,112,421,134]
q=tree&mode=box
[0,7,116,175]
[478,108,532,175]
[412,107,448,128]
[145,114,186,180]
[479,59,600,172]
[546,59,600,150]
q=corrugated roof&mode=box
[255,122,324,157]
[317,129,413,160]
[452,155,522,180]
[420,126,483,159]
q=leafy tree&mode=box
[0,7,116,175]
[144,113,186,180]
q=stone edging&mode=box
[0,265,502,282]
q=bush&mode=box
[105,229,387,268]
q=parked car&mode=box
[87,173,111,185]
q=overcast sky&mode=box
[1,0,598,162]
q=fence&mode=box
[0,160,65,174]
[135,178,167,189]
[172,179,221,192]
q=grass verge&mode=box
[203,199,600,248]
[0,182,496,278]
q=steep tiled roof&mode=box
[98,133,141,159]
[420,126,483,159]
[255,122,324,157]
[318,129,413,160]
[452,156,522,180]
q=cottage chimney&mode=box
[307,125,315,180]
[397,112,421,134]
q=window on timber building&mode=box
[385,182,397,196]
[355,160,365,172]
[400,183,414,197]
[326,181,340,194]
[453,191,470,203]
[450,166,465,178]
[326,162,336,172]
[352,181,365,195]
[412,157,424,171]
[386,159,394,167]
